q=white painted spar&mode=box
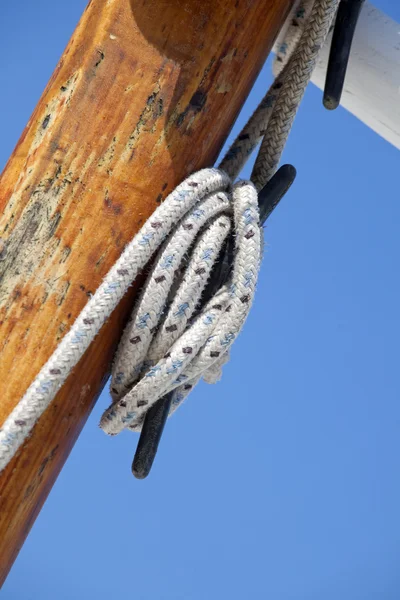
[311,2,400,149]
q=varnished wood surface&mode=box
[0,0,293,584]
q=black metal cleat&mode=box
[132,164,296,479]
[258,164,296,225]
[323,0,365,110]
[132,392,174,479]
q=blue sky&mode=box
[1,1,400,598]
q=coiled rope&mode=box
[0,0,339,471]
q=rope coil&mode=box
[0,0,340,472]
[101,175,261,435]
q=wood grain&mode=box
[0,0,293,584]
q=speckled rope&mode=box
[220,0,338,188]
[272,0,314,78]
[101,179,260,435]
[0,0,339,471]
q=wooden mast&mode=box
[0,0,293,583]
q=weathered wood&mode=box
[0,0,293,583]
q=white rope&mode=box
[0,0,339,471]
[101,179,260,434]
[219,0,338,188]
[272,0,314,78]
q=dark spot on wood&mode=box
[24,485,34,500]
[42,114,51,129]
[60,246,71,264]
[38,457,49,477]
[79,284,86,291]
[49,140,59,153]
[176,112,186,127]
[104,191,122,215]
[50,445,59,459]
[176,90,207,129]
[48,211,61,238]
[147,91,157,105]
[95,50,105,68]
[57,281,71,306]
[162,182,168,191]
[0,240,6,261]
[155,194,163,204]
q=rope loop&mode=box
[101,175,261,434]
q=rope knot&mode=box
[99,169,262,435]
